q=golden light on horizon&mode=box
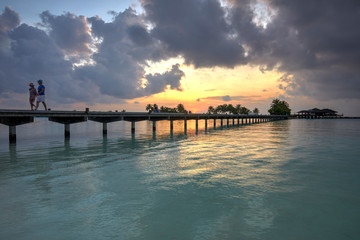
[83,59,284,113]
[137,60,284,112]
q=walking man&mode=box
[35,79,48,110]
[29,82,37,110]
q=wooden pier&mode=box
[0,109,287,143]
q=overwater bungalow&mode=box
[297,108,339,118]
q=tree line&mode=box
[146,103,189,113]
[207,104,258,115]
[145,98,291,115]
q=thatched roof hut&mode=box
[297,108,338,116]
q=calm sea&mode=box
[0,118,359,240]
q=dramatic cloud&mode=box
[140,0,247,67]
[40,11,93,57]
[0,6,184,106]
[1,0,360,110]
[222,95,232,101]
[139,0,360,101]
[243,0,360,100]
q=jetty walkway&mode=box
[0,109,287,143]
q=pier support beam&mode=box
[131,121,135,133]
[153,120,156,132]
[195,119,199,132]
[170,120,174,131]
[9,126,16,143]
[103,122,107,135]
[0,116,34,143]
[214,119,216,128]
[49,117,87,138]
[184,118,187,134]
[88,116,123,136]
[65,124,70,137]
[205,119,208,131]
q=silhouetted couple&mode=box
[29,79,48,110]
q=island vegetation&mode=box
[145,99,290,115]
[268,98,291,115]
[207,104,253,114]
[146,103,189,113]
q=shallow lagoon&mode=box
[1,119,359,239]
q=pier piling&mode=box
[0,110,289,143]
[65,124,70,137]
[9,126,16,143]
[153,120,156,131]
[131,121,135,133]
[103,122,107,135]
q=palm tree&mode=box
[177,103,187,113]
[146,104,156,113]
[235,104,242,114]
[268,99,291,115]
[207,106,215,114]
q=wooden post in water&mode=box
[103,122,107,135]
[221,118,223,127]
[65,124,70,137]
[195,119,199,132]
[205,119,208,131]
[9,126,16,143]
[227,118,229,127]
[214,119,216,128]
[170,119,174,131]
[131,121,135,133]
[184,118,187,134]
[153,120,156,132]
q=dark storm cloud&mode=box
[140,0,247,68]
[1,0,360,108]
[0,8,77,102]
[144,64,184,95]
[0,7,183,105]
[0,6,19,39]
[39,11,93,56]
[79,8,180,99]
[242,0,360,100]
[139,0,360,100]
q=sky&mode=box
[1,0,360,116]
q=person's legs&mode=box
[42,102,47,110]
[35,101,39,110]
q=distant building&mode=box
[297,108,339,118]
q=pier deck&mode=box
[0,109,287,143]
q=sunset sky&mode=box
[1,0,359,116]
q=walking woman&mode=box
[29,82,37,110]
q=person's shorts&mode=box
[37,95,45,102]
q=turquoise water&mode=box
[0,119,360,239]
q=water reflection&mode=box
[2,119,358,239]
[130,121,295,238]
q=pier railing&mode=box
[0,109,287,143]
